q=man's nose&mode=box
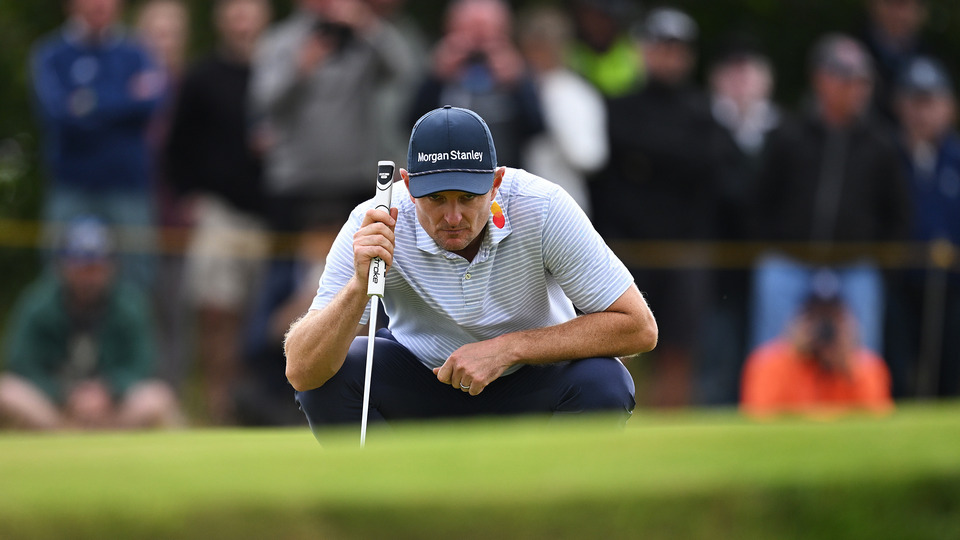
[443,203,463,225]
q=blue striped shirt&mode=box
[310,167,635,373]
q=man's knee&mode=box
[295,338,370,428]
[560,358,636,413]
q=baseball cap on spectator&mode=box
[637,7,698,43]
[574,0,637,19]
[59,215,114,262]
[406,106,498,198]
[897,56,953,96]
[810,34,874,80]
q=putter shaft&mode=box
[361,296,379,447]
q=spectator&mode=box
[248,0,415,422]
[566,0,643,98]
[886,56,960,398]
[696,41,781,406]
[367,0,429,167]
[134,0,194,421]
[860,0,934,126]
[518,5,608,216]
[250,0,416,235]
[750,34,911,359]
[0,217,182,430]
[238,232,325,426]
[135,0,190,78]
[407,0,544,171]
[741,271,894,418]
[597,7,724,407]
[164,0,273,424]
[30,0,166,288]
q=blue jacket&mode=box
[30,23,164,191]
[899,131,960,244]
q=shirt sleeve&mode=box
[309,206,374,323]
[540,185,634,313]
[3,285,64,402]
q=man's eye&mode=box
[428,195,444,202]
[461,194,476,202]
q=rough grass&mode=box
[1,404,958,539]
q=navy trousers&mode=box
[295,329,636,437]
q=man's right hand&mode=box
[352,206,398,285]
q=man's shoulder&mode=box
[30,29,70,61]
[501,167,560,201]
[261,13,310,47]
[9,274,64,325]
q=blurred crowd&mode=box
[1,0,958,429]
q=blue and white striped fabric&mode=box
[310,167,635,374]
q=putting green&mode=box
[1,404,958,539]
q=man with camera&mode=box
[250,0,417,234]
[406,0,543,171]
[740,270,894,418]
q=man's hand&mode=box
[297,34,334,76]
[352,206,398,285]
[434,338,515,396]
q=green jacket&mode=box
[2,273,156,403]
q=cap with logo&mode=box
[897,56,953,96]
[406,105,498,198]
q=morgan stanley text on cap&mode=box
[406,105,498,198]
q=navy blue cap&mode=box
[406,106,497,198]
[59,215,114,262]
[897,56,953,96]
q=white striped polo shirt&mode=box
[310,167,635,374]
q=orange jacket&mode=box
[740,340,894,417]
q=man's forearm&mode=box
[284,278,370,391]
[501,308,656,367]
[437,286,656,395]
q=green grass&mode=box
[1,404,959,539]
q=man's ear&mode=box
[491,166,505,198]
[400,169,414,202]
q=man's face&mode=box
[642,40,695,86]
[71,0,121,32]
[814,71,873,123]
[710,58,773,106]
[897,91,956,142]
[870,0,927,42]
[403,168,503,255]
[217,0,270,51]
[61,259,113,308]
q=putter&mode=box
[361,160,395,447]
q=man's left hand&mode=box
[434,339,514,396]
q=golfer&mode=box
[284,106,657,435]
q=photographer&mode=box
[740,271,894,418]
[407,0,543,170]
[250,0,417,235]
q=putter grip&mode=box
[367,161,395,297]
